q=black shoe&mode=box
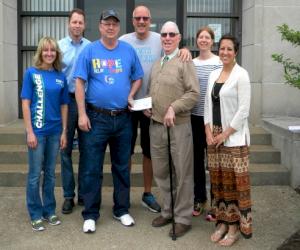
[62,199,74,214]
[78,198,84,206]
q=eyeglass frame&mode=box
[160,32,179,38]
[100,21,120,28]
[133,16,151,21]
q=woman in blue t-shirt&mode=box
[21,37,69,231]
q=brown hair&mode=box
[33,37,62,71]
[69,8,85,22]
[218,34,239,53]
[196,26,215,41]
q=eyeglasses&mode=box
[133,16,150,21]
[101,22,119,28]
[161,32,178,38]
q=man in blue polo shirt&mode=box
[74,9,143,233]
[58,8,91,214]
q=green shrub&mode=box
[272,24,300,89]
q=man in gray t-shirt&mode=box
[119,5,191,215]
[119,5,162,213]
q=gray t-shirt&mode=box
[119,31,162,99]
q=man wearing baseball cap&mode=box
[74,9,143,233]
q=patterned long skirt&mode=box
[207,125,252,238]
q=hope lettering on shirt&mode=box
[92,58,123,74]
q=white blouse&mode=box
[204,63,251,146]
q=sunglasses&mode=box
[133,16,150,21]
[161,32,178,38]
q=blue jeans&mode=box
[80,109,132,221]
[60,96,83,199]
[26,133,60,221]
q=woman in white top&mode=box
[191,26,222,217]
[204,34,252,246]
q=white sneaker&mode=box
[113,213,135,227]
[83,219,96,233]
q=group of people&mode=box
[21,5,252,247]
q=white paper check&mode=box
[131,97,152,111]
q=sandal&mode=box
[210,225,228,243]
[218,232,239,247]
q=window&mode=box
[185,0,241,57]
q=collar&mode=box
[162,48,179,62]
[67,35,84,45]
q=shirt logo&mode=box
[104,75,115,85]
[92,58,123,74]
[33,74,45,129]
[55,79,64,87]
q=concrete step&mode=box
[0,144,280,164]
[0,121,271,146]
[0,163,289,187]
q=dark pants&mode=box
[60,95,83,200]
[80,109,132,221]
[191,115,207,203]
[131,111,151,159]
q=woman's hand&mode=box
[206,131,216,145]
[27,131,37,149]
[214,132,226,148]
[205,125,216,145]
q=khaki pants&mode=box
[150,121,194,225]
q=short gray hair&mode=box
[161,21,180,34]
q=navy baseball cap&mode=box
[100,9,120,22]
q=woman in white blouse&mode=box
[204,34,252,246]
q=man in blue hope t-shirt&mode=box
[74,9,143,233]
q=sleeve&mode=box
[229,68,251,130]
[171,61,200,113]
[60,75,70,105]
[20,69,33,100]
[73,45,90,82]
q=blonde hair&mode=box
[33,37,62,71]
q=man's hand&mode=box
[78,113,91,132]
[178,47,192,62]
[128,97,134,111]
[163,106,175,127]
[143,108,152,118]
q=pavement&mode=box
[0,186,300,250]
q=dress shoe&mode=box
[152,215,172,227]
[169,223,191,238]
[62,199,74,214]
[83,219,96,233]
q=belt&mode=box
[86,103,128,116]
[69,92,75,99]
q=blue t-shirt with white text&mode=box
[74,40,144,109]
[21,67,69,136]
